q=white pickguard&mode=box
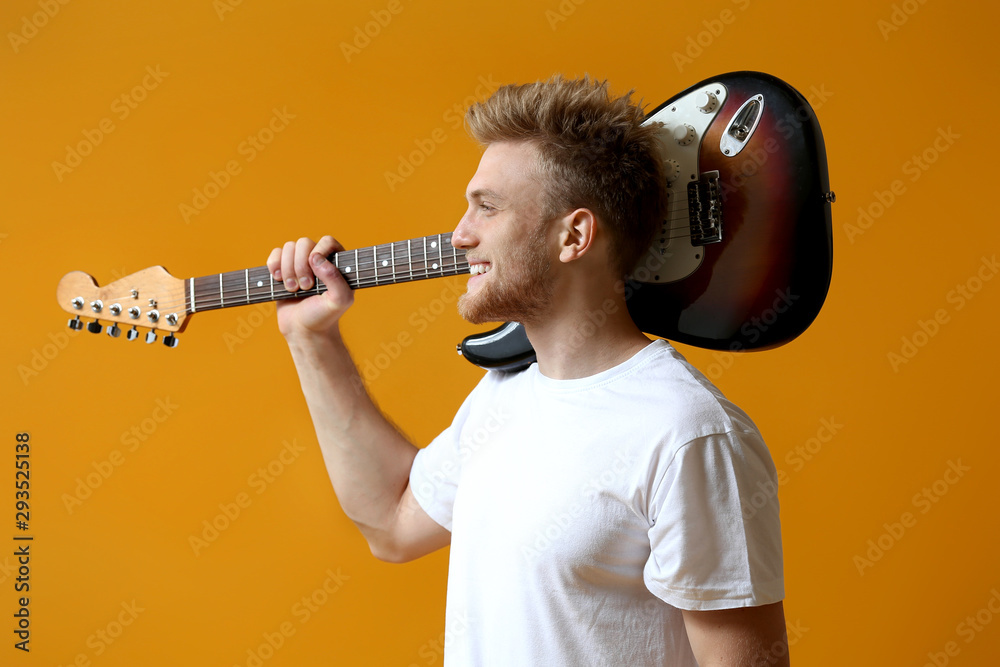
[632,81,727,284]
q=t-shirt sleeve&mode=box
[408,375,487,532]
[642,429,784,611]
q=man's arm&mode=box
[681,601,790,666]
[267,236,450,563]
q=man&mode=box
[266,76,788,665]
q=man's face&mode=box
[453,141,556,325]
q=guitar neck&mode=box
[187,232,467,313]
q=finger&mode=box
[266,247,282,281]
[281,241,298,291]
[294,237,317,290]
[313,234,344,259]
[310,236,349,290]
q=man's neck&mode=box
[523,282,652,380]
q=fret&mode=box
[247,267,271,303]
[186,232,471,315]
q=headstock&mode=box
[56,267,188,347]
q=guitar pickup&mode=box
[687,170,722,246]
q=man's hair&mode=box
[465,75,666,278]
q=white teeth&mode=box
[470,264,491,276]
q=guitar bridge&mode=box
[688,170,722,246]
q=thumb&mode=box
[310,251,347,289]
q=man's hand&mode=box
[266,235,354,338]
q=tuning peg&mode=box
[163,334,179,348]
[106,323,121,338]
[87,319,102,334]
[68,316,83,331]
[126,326,139,341]
[145,331,157,344]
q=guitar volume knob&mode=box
[672,123,696,146]
[663,158,681,185]
[695,90,719,113]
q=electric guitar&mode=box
[56,71,834,371]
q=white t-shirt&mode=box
[409,339,783,666]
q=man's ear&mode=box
[556,208,597,264]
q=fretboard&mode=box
[186,232,467,313]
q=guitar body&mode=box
[460,71,834,369]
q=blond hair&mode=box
[465,75,666,277]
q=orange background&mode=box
[2,0,999,665]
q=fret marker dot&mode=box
[432,262,439,269]
[345,267,352,273]
[257,280,263,287]
[431,241,437,248]
[382,260,388,267]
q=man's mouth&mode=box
[469,263,492,276]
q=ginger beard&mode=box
[458,220,554,325]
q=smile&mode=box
[469,264,492,276]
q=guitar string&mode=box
[98,262,475,315]
[87,251,471,309]
[79,215,711,321]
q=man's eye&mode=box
[479,204,496,213]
